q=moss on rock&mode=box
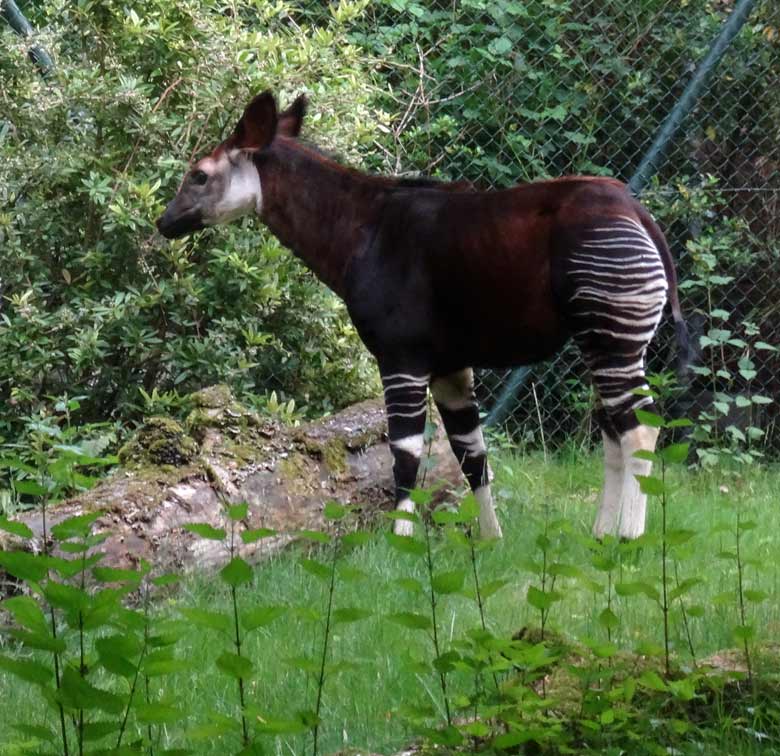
[118,417,198,467]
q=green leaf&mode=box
[135,703,186,724]
[241,527,277,543]
[431,509,463,525]
[216,651,253,679]
[660,442,689,464]
[9,629,66,653]
[733,624,755,643]
[459,494,480,521]
[11,723,55,742]
[386,612,432,630]
[488,35,512,55]
[323,501,347,520]
[527,585,561,611]
[336,564,369,582]
[183,523,225,541]
[51,512,102,540]
[0,517,34,539]
[57,667,124,713]
[752,395,773,405]
[635,409,666,428]
[227,503,248,521]
[0,550,48,582]
[0,654,53,685]
[598,607,619,631]
[633,449,659,463]
[242,605,286,632]
[636,474,665,496]
[744,589,768,603]
[615,581,660,602]
[385,532,426,556]
[341,531,372,549]
[300,558,332,581]
[638,670,668,692]
[669,577,703,602]
[1,596,48,633]
[12,480,48,497]
[220,557,253,587]
[332,607,372,624]
[480,578,510,599]
[142,656,191,677]
[395,577,424,594]
[43,581,89,613]
[81,721,120,742]
[92,566,141,584]
[431,569,465,594]
[179,608,231,633]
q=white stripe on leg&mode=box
[592,432,624,538]
[618,424,660,539]
[393,497,416,537]
[475,484,502,539]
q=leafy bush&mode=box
[0,0,381,446]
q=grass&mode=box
[1,449,780,754]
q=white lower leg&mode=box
[393,497,416,537]
[475,483,502,539]
[592,432,624,538]
[617,424,660,539]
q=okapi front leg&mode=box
[431,369,503,539]
[382,371,430,536]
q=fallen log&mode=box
[1,387,463,581]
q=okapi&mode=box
[157,92,688,541]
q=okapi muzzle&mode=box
[155,151,262,239]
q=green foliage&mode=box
[0,0,380,447]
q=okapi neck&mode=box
[257,140,382,297]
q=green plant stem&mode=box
[735,511,753,683]
[313,538,339,756]
[661,459,670,678]
[423,516,451,726]
[673,559,697,666]
[41,493,70,756]
[78,546,89,756]
[468,530,499,692]
[228,520,249,747]
[115,635,148,748]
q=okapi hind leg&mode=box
[382,370,431,536]
[430,369,503,539]
[564,215,669,540]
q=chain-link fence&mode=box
[358,0,780,454]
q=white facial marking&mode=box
[207,152,262,224]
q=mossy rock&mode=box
[118,417,198,467]
[278,452,319,497]
[186,384,261,441]
[299,435,349,478]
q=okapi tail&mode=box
[636,208,691,380]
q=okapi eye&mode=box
[191,170,208,186]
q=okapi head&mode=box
[156,91,305,238]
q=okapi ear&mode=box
[232,91,278,150]
[277,94,307,138]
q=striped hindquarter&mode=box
[564,215,668,539]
